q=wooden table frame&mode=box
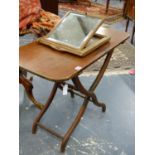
[19,28,129,152]
[19,50,112,152]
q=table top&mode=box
[19,27,129,81]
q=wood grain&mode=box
[19,28,129,81]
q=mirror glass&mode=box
[47,12,103,49]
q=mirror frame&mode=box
[38,12,104,49]
[38,12,111,57]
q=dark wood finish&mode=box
[105,0,110,14]
[19,28,129,152]
[37,123,63,139]
[32,82,59,133]
[40,0,58,15]
[131,22,135,44]
[19,28,129,82]
[125,17,130,32]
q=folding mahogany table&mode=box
[19,27,129,152]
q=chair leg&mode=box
[131,22,135,44]
[125,17,130,32]
[123,0,129,17]
[105,0,110,14]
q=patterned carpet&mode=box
[85,41,135,72]
[59,2,124,24]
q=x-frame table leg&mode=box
[72,76,106,112]
[19,50,113,152]
[59,50,114,151]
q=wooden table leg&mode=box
[125,17,130,32]
[32,82,60,134]
[60,50,114,151]
[60,100,89,152]
[88,50,113,91]
[19,72,44,110]
[131,22,135,44]
[72,76,106,112]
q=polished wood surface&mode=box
[19,28,129,81]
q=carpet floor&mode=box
[59,2,124,25]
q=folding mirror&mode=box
[38,12,111,56]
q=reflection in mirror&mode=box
[47,12,103,49]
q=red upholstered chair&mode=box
[19,0,59,36]
[19,0,41,30]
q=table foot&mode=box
[60,101,89,152]
[72,76,106,112]
[92,95,106,112]
[102,104,106,112]
[32,124,37,134]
